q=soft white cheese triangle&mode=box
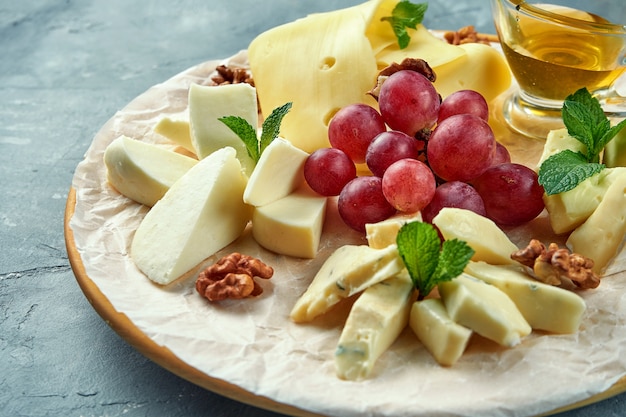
[243,137,308,206]
[104,135,198,207]
[131,147,252,285]
[439,274,531,347]
[335,270,414,380]
[252,187,327,259]
[188,83,257,176]
[154,117,195,154]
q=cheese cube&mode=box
[104,136,197,207]
[290,244,404,322]
[410,298,472,366]
[439,274,531,347]
[188,83,257,176]
[131,147,252,285]
[243,137,309,207]
[252,187,327,259]
[432,207,519,265]
[464,261,586,334]
[335,271,414,380]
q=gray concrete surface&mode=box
[1,1,625,416]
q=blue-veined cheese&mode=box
[188,83,257,176]
[439,274,531,347]
[335,270,414,380]
[290,244,404,322]
[464,261,586,334]
[104,135,197,207]
[409,298,472,366]
[131,147,252,285]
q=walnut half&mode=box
[511,239,600,289]
[196,253,274,301]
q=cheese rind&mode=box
[188,83,257,175]
[335,271,414,380]
[410,298,472,366]
[432,207,518,265]
[131,147,252,285]
[464,261,586,334]
[104,136,198,207]
[243,137,309,206]
[290,244,404,322]
[252,187,327,259]
[439,274,531,347]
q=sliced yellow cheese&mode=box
[131,147,252,285]
[365,212,422,249]
[154,117,194,154]
[252,187,327,259]
[188,83,257,175]
[243,137,308,206]
[543,168,626,234]
[104,136,198,207]
[290,244,404,322]
[335,270,414,380]
[432,207,519,265]
[409,298,472,366]
[567,172,626,274]
[439,274,531,347]
[464,261,586,334]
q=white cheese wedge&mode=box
[252,187,327,259]
[131,147,252,285]
[567,172,626,274]
[104,136,198,207]
[290,244,405,322]
[438,274,531,347]
[335,270,414,380]
[188,83,257,176]
[365,212,422,249]
[464,261,586,334]
[432,207,519,265]
[536,128,586,169]
[409,298,472,366]
[154,117,194,154]
[543,168,626,234]
[243,137,309,206]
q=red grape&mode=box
[427,114,496,182]
[492,142,512,166]
[472,163,545,226]
[328,103,386,164]
[421,181,486,224]
[378,70,440,136]
[382,159,436,213]
[366,131,420,177]
[304,148,357,196]
[438,90,489,123]
[337,176,396,232]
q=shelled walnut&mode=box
[511,239,600,289]
[443,25,499,45]
[209,65,255,86]
[196,253,273,301]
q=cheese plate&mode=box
[64,47,626,417]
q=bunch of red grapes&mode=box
[304,70,545,232]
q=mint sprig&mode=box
[538,88,626,195]
[219,101,292,163]
[381,1,428,50]
[396,221,474,300]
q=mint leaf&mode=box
[396,221,473,300]
[538,150,605,195]
[218,115,259,162]
[381,1,428,49]
[260,102,292,154]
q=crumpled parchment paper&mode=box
[69,51,626,417]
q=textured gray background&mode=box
[1,1,624,416]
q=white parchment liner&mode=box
[69,51,626,417]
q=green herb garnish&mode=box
[219,101,292,163]
[396,221,474,300]
[538,88,626,195]
[381,1,428,50]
